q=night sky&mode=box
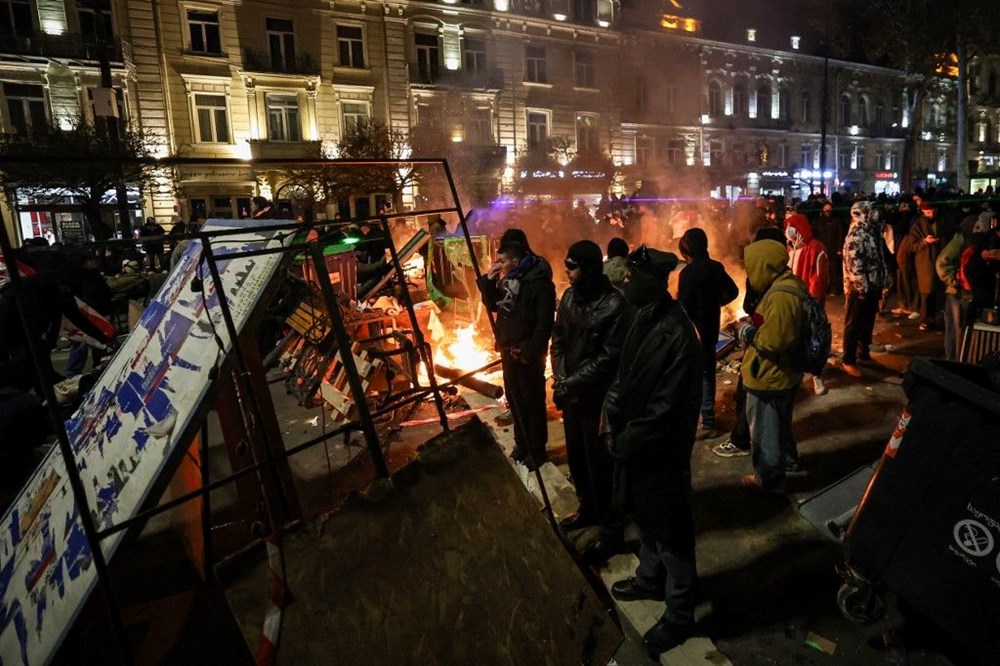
[684,0,825,54]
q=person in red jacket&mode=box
[785,213,830,395]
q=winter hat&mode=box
[566,240,604,273]
[607,237,629,258]
[499,228,531,255]
[754,226,786,244]
[679,228,709,259]
[627,245,679,278]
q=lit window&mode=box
[576,113,599,153]
[574,50,595,88]
[341,102,369,132]
[525,46,547,84]
[526,110,548,148]
[266,93,300,142]
[193,94,229,143]
[4,83,47,135]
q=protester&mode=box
[251,196,278,220]
[784,214,830,395]
[551,240,630,565]
[64,248,114,376]
[908,201,942,331]
[677,228,739,439]
[139,217,166,271]
[736,239,806,492]
[810,201,845,296]
[602,245,702,658]
[478,229,555,470]
[604,237,629,293]
[936,214,987,360]
[842,201,889,377]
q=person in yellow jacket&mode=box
[735,239,806,492]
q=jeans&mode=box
[635,524,697,626]
[746,388,797,489]
[65,341,104,377]
[699,349,716,429]
[728,373,750,449]
[943,293,970,361]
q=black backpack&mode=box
[770,285,832,375]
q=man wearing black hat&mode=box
[551,240,630,563]
[478,229,555,469]
[601,245,703,658]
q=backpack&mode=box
[770,285,832,375]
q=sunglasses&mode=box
[564,259,580,270]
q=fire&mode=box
[439,324,495,372]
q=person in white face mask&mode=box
[784,214,829,394]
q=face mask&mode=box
[785,227,799,244]
[624,272,664,306]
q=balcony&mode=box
[0,31,122,61]
[407,63,504,90]
[243,49,319,76]
[248,139,323,160]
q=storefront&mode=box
[872,171,901,196]
[747,171,805,199]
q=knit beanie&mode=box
[567,240,604,273]
[607,237,629,258]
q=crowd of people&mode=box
[474,187,1000,658]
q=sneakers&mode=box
[694,427,722,441]
[812,376,827,396]
[842,363,863,377]
[712,440,750,458]
[907,312,920,320]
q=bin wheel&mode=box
[837,582,885,625]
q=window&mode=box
[776,143,788,167]
[778,87,789,120]
[526,111,548,148]
[838,144,850,170]
[708,139,723,166]
[732,84,746,117]
[193,94,229,143]
[336,25,365,68]
[731,142,748,166]
[4,83,47,135]
[266,93,300,142]
[708,81,723,118]
[858,95,869,127]
[667,138,684,165]
[574,50,595,88]
[187,10,222,54]
[990,69,998,98]
[464,37,486,75]
[415,33,439,83]
[635,136,653,165]
[78,0,113,42]
[341,102,369,132]
[571,0,594,23]
[636,79,648,113]
[840,94,852,126]
[875,150,884,169]
[800,143,813,169]
[928,103,942,128]
[576,113,599,154]
[937,147,948,172]
[800,88,811,123]
[467,107,493,145]
[0,0,33,36]
[875,102,885,128]
[756,83,771,120]
[266,18,295,71]
[887,150,898,170]
[664,86,676,114]
[525,46,547,84]
[851,145,863,170]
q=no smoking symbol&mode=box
[954,519,994,557]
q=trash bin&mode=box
[839,358,1000,664]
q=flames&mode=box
[439,324,495,372]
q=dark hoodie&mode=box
[677,228,739,352]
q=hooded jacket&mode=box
[677,228,739,354]
[785,214,829,305]
[843,214,888,296]
[478,255,556,365]
[908,213,940,294]
[741,240,805,393]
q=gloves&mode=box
[736,320,757,345]
[552,379,567,410]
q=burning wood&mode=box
[433,363,504,399]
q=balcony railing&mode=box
[243,49,320,76]
[407,63,504,90]
[0,31,122,61]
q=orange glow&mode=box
[440,324,495,373]
[660,14,700,32]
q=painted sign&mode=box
[0,220,289,665]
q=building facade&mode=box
[0,0,991,243]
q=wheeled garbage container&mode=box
[839,358,1000,663]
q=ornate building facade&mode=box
[0,0,989,242]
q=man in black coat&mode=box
[551,240,631,564]
[602,245,703,658]
[478,230,556,470]
[678,228,739,440]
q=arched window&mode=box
[708,80,723,117]
[840,94,852,126]
[757,83,771,119]
[990,69,998,98]
[733,83,747,117]
[778,86,789,120]
[800,88,812,123]
[875,102,885,128]
[858,95,869,127]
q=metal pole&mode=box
[199,420,213,570]
[307,241,390,477]
[0,214,133,664]
[377,216,450,430]
[200,237,293,521]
